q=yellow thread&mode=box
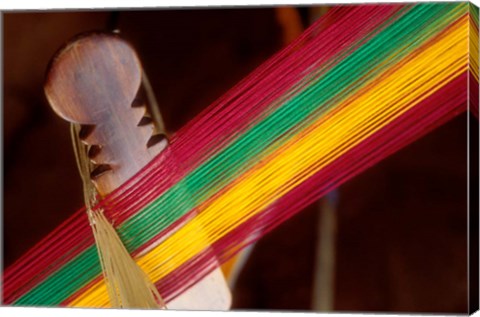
[469,15,479,81]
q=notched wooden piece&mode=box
[44,32,232,311]
[45,32,167,196]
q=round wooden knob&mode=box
[45,32,142,125]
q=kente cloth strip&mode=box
[3,2,479,307]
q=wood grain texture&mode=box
[44,32,231,310]
[45,32,166,195]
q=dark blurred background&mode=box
[2,6,475,313]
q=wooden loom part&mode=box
[44,32,231,310]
